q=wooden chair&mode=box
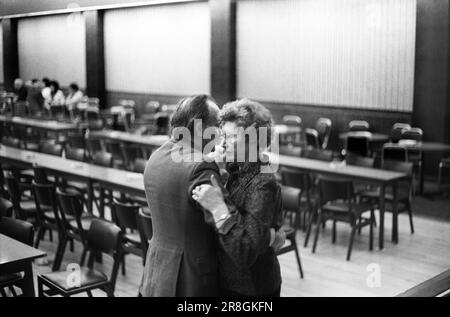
[5,174,38,222]
[281,115,302,147]
[348,120,370,132]
[55,188,100,270]
[390,123,411,143]
[136,209,153,264]
[305,128,320,149]
[438,158,450,190]
[39,141,63,156]
[37,219,123,297]
[276,185,304,278]
[309,176,376,261]
[358,160,414,242]
[346,134,371,157]
[0,197,13,217]
[113,199,144,273]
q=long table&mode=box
[0,233,46,297]
[88,129,169,148]
[397,269,450,297]
[272,154,408,249]
[0,115,79,132]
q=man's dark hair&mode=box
[69,82,79,91]
[42,77,50,87]
[170,95,217,139]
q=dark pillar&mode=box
[85,10,105,108]
[2,18,19,91]
[413,0,450,174]
[210,0,236,106]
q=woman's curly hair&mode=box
[219,99,273,150]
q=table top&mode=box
[386,141,450,153]
[339,131,390,142]
[274,124,302,134]
[0,233,46,267]
[397,269,450,297]
[272,154,407,183]
[0,115,78,131]
[0,145,145,194]
[89,130,170,147]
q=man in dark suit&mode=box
[139,95,285,297]
[139,95,222,296]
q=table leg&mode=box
[22,262,36,297]
[419,153,425,195]
[392,181,399,243]
[379,184,385,250]
[87,180,93,214]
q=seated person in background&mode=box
[65,82,83,111]
[27,79,45,115]
[41,77,51,108]
[49,80,65,106]
[13,78,28,102]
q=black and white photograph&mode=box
[0,0,449,300]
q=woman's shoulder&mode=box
[251,171,280,191]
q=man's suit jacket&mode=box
[139,139,220,297]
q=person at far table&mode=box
[41,77,51,106]
[27,79,45,116]
[49,80,65,107]
[65,82,84,113]
[13,78,28,102]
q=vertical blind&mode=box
[17,13,86,88]
[237,0,416,112]
[0,21,3,84]
[104,2,211,95]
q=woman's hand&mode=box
[192,175,230,225]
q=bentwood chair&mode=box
[348,120,370,132]
[38,219,123,297]
[136,209,153,264]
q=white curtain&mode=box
[104,2,211,95]
[237,0,416,112]
[17,13,86,88]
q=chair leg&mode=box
[86,290,93,297]
[121,253,126,276]
[293,240,304,279]
[48,229,53,242]
[407,202,415,234]
[304,210,314,247]
[1,288,7,297]
[369,210,374,251]
[70,238,74,252]
[53,236,68,271]
[332,220,336,244]
[358,216,362,235]
[346,226,357,261]
[34,226,45,248]
[8,286,17,297]
[312,214,322,253]
[80,246,88,266]
[37,278,44,297]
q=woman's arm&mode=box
[193,177,282,268]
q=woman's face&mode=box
[221,121,249,162]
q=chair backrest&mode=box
[390,123,411,142]
[113,198,139,231]
[281,115,302,146]
[56,188,86,234]
[301,148,333,162]
[65,146,86,162]
[318,176,353,205]
[346,135,370,157]
[67,131,85,149]
[121,144,140,170]
[315,118,332,149]
[40,141,63,156]
[345,153,375,168]
[92,151,114,167]
[5,174,25,219]
[2,136,21,148]
[33,164,51,184]
[348,120,370,132]
[282,115,302,126]
[0,197,14,217]
[85,136,103,156]
[305,128,320,149]
[0,217,34,246]
[280,167,311,190]
[401,127,423,142]
[105,140,123,160]
[136,209,153,243]
[281,185,301,213]
[382,160,414,193]
[133,158,147,174]
[383,143,408,162]
[33,181,61,226]
[86,219,122,265]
